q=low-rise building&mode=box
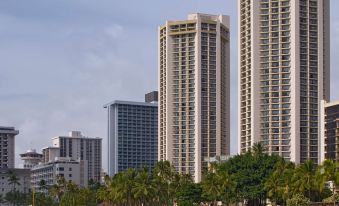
[31,157,88,192]
[20,149,43,169]
[0,168,31,194]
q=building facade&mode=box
[0,169,31,194]
[320,100,339,162]
[52,131,102,183]
[0,126,19,169]
[238,0,330,164]
[31,158,88,192]
[145,91,159,103]
[159,13,230,182]
[104,100,158,176]
[42,146,60,163]
[20,149,43,169]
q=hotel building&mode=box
[238,0,330,164]
[104,99,158,176]
[159,13,230,182]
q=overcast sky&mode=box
[0,0,338,169]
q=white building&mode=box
[42,146,60,163]
[31,157,88,192]
[238,0,330,164]
[0,127,19,169]
[20,149,43,169]
[52,131,102,183]
[159,13,230,182]
[0,169,31,194]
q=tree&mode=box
[219,146,281,206]
[292,160,316,199]
[317,159,339,206]
[286,194,310,206]
[7,170,20,192]
[175,175,202,206]
[132,168,154,205]
[49,175,66,202]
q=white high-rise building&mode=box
[238,0,330,164]
[0,126,18,169]
[159,13,230,182]
[52,131,102,183]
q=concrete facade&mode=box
[52,131,102,183]
[0,127,19,169]
[320,100,339,162]
[104,100,158,176]
[159,13,230,182]
[0,169,31,195]
[31,157,88,192]
[238,0,330,164]
[20,149,43,169]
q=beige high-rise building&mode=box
[159,13,230,182]
[238,0,330,164]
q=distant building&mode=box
[20,149,43,169]
[0,126,19,168]
[145,91,158,103]
[31,157,88,192]
[320,100,339,162]
[42,146,60,163]
[0,168,31,194]
[104,98,158,176]
[52,131,102,183]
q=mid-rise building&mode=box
[20,149,43,169]
[0,169,31,194]
[320,100,339,162]
[104,99,158,176]
[0,126,18,168]
[238,0,330,164]
[42,146,60,163]
[159,13,230,182]
[52,131,102,183]
[31,157,88,192]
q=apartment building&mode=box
[238,0,330,164]
[52,131,102,183]
[159,13,230,182]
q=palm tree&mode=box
[202,172,223,205]
[132,168,154,205]
[7,170,20,192]
[38,179,48,193]
[153,161,175,205]
[49,175,66,202]
[265,172,281,206]
[318,159,339,206]
[292,160,316,199]
[252,142,266,158]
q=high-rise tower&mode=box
[159,13,230,182]
[238,0,330,164]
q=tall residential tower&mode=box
[238,0,330,164]
[159,13,230,182]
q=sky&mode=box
[0,0,338,170]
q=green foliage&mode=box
[10,145,337,206]
[286,194,310,206]
[323,193,339,203]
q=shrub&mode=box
[286,194,310,206]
